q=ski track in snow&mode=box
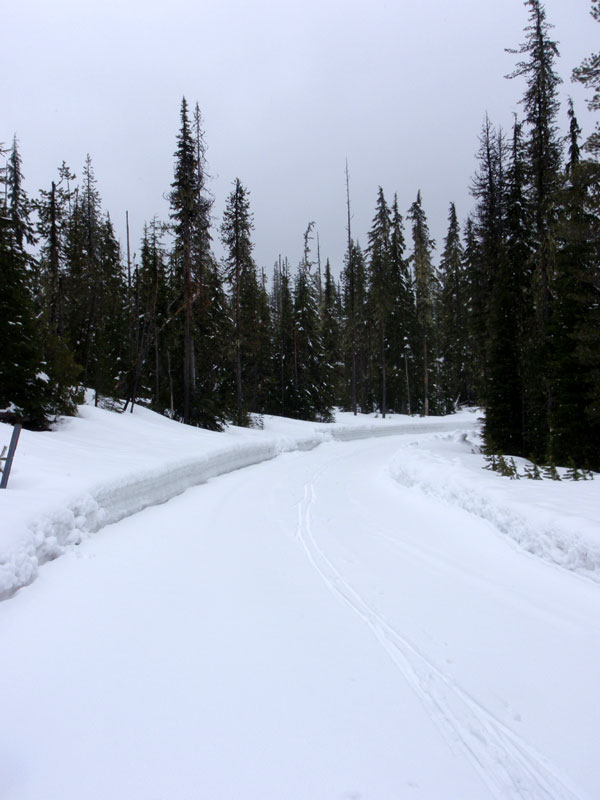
[295,474,586,800]
[1,417,478,600]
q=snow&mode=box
[0,403,479,600]
[390,430,600,582]
[1,403,600,799]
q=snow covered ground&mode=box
[0,404,479,600]
[1,404,599,799]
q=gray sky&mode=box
[4,0,599,275]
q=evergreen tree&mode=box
[341,241,368,411]
[437,203,467,411]
[366,187,392,416]
[36,163,76,339]
[0,139,51,427]
[549,102,600,468]
[170,97,198,424]
[220,178,256,426]
[470,117,507,404]
[320,258,343,408]
[485,119,532,454]
[169,98,220,427]
[270,257,295,416]
[408,191,435,415]
[291,259,333,421]
[507,0,563,456]
[388,195,415,414]
[462,216,482,402]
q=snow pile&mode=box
[0,405,478,599]
[389,429,600,582]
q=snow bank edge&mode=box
[1,418,479,601]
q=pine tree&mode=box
[388,194,415,414]
[549,102,600,469]
[437,203,467,411]
[462,216,482,403]
[470,117,507,405]
[170,98,198,424]
[221,178,256,426]
[291,258,333,421]
[366,187,392,417]
[408,191,435,415]
[168,98,219,427]
[484,119,532,454]
[507,0,563,457]
[320,259,343,408]
[341,241,368,412]
[36,163,76,339]
[0,139,49,427]
[270,257,295,416]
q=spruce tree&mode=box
[270,257,295,416]
[291,258,333,421]
[507,0,563,457]
[484,119,532,454]
[470,117,507,405]
[220,178,256,426]
[408,191,435,415]
[366,187,392,417]
[169,97,198,424]
[437,203,467,411]
[320,259,343,409]
[169,98,220,427]
[341,241,368,412]
[549,102,600,468]
[0,139,49,427]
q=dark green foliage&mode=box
[548,106,600,469]
[366,187,392,417]
[220,179,273,424]
[387,195,416,414]
[408,191,435,415]
[340,241,369,412]
[483,120,532,455]
[320,259,343,405]
[269,258,296,417]
[524,461,542,479]
[437,203,469,411]
[542,462,561,480]
[0,139,70,428]
[506,0,563,456]
[169,98,225,428]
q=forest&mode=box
[1,0,599,470]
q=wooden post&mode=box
[0,424,22,489]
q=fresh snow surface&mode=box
[1,404,599,799]
[0,404,478,600]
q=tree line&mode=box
[1,0,599,470]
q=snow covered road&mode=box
[1,432,599,799]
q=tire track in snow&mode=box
[295,478,586,800]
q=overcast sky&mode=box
[4,0,599,275]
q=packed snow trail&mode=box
[1,434,599,799]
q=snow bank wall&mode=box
[1,417,477,600]
[389,441,600,584]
